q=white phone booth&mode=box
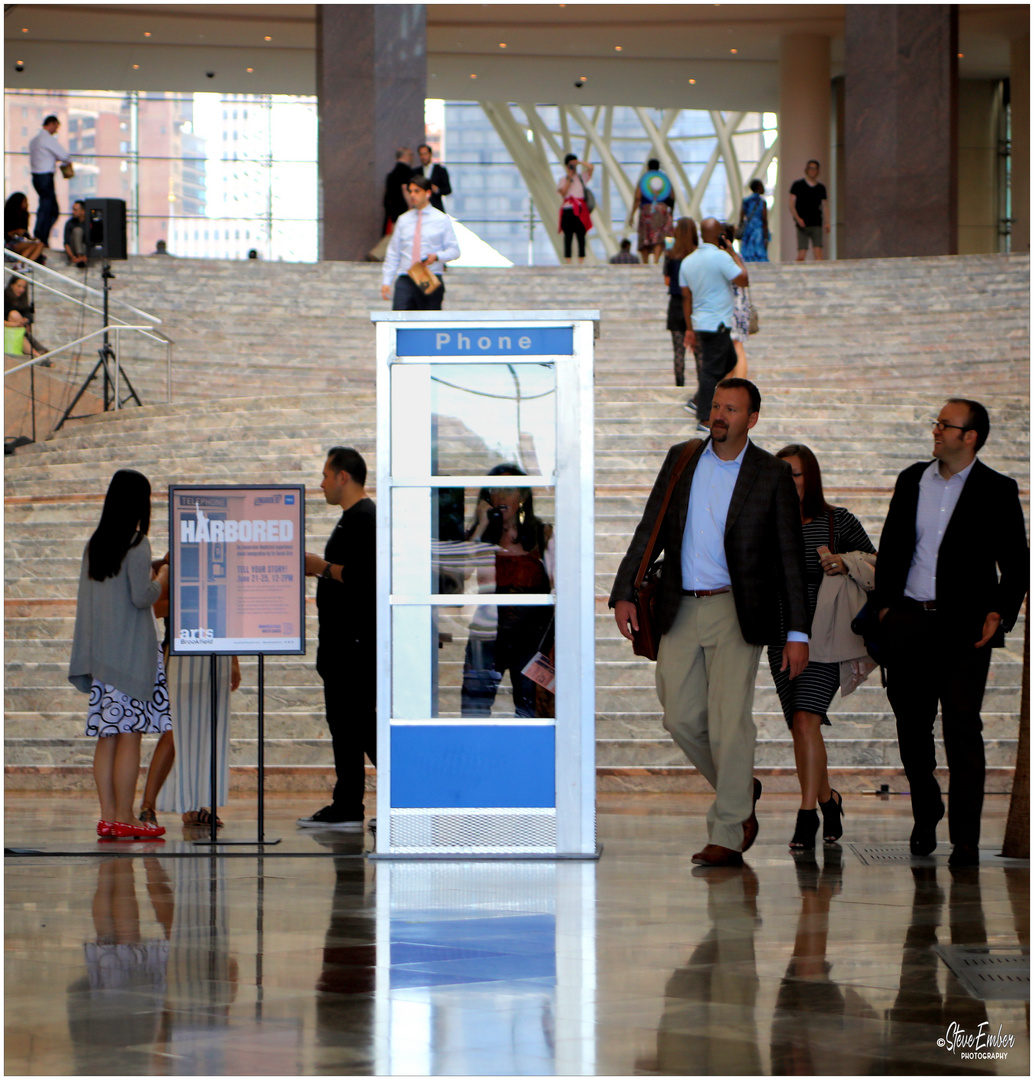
[371,310,599,859]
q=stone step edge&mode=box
[4,763,1015,795]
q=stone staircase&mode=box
[5,253,1029,793]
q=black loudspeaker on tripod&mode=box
[84,198,127,260]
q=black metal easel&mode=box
[192,654,280,847]
[55,261,142,431]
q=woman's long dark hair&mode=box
[4,192,29,234]
[669,217,698,262]
[467,463,548,551]
[87,469,152,581]
[776,444,832,521]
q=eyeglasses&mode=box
[930,420,969,433]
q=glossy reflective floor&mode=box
[5,793,1029,1075]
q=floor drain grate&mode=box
[934,945,1030,1001]
[848,842,932,865]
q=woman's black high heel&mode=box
[789,809,819,849]
[819,789,844,843]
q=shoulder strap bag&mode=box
[630,438,703,660]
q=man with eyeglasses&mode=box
[872,398,1028,867]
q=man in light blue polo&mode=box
[679,218,749,430]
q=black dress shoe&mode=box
[948,844,979,868]
[910,803,945,856]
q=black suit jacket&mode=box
[870,458,1029,647]
[425,163,452,212]
[609,439,810,645]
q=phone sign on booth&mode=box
[169,485,305,655]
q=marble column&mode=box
[843,5,958,258]
[317,4,426,261]
[1010,34,1029,253]
[777,35,832,262]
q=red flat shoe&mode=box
[97,820,116,837]
[111,820,166,839]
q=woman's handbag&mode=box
[629,438,702,660]
[408,261,441,295]
[583,186,596,213]
[746,288,760,335]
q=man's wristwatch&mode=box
[321,563,333,581]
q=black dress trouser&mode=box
[319,657,377,818]
[694,325,737,423]
[882,601,993,849]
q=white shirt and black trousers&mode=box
[873,458,1028,851]
[382,204,460,311]
[29,128,69,248]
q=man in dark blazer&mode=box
[872,397,1028,867]
[611,378,810,866]
[416,143,452,214]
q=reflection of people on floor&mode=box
[461,465,555,718]
[883,865,994,1074]
[638,865,763,1074]
[315,846,376,1064]
[770,848,877,1074]
[66,858,171,1067]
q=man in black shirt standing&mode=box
[299,447,377,829]
[788,160,829,261]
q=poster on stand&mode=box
[168,484,305,655]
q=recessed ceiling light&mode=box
[688,78,696,84]
[614,45,622,51]
[958,52,964,58]
[730,48,738,54]
[246,67,254,73]
[470,73,477,79]
[21,27,28,33]
[132,64,140,69]
[265,36,272,41]
[144,32,151,37]
[499,42,507,48]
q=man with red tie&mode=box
[380,176,461,311]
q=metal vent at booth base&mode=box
[389,807,557,854]
[934,946,1030,1001]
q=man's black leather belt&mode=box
[682,587,731,597]
[915,600,937,611]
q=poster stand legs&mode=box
[193,654,281,847]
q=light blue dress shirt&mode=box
[680,440,808,643]
[905,459,975,601]
[677,243,739,332]
[382,205,461,285]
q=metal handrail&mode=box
[5,324,155,376]
[3,257,161,324]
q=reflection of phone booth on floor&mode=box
[371,310,599,859]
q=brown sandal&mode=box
[138,806,158,826]
[182,807,223,828]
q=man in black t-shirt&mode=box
[299,446,377,829]
[789,160,829,261]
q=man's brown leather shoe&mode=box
[742,777,762,853]
[691,843,744,867]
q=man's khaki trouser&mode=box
[656,592,762,851]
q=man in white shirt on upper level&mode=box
[29,115,71,249]
[380,176,460,311]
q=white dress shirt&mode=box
[905,458,975,601]
[381,205,461,285]
[29,129,70,174]
[681,439,807,642]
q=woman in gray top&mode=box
[68,470,171,840]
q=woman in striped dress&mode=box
[767,444,877,850]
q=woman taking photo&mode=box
[69,469,171,839]
[767,445,877,850]
[662,217,698,388]
[462,464,555,718]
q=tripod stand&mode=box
[55,260,142,431]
